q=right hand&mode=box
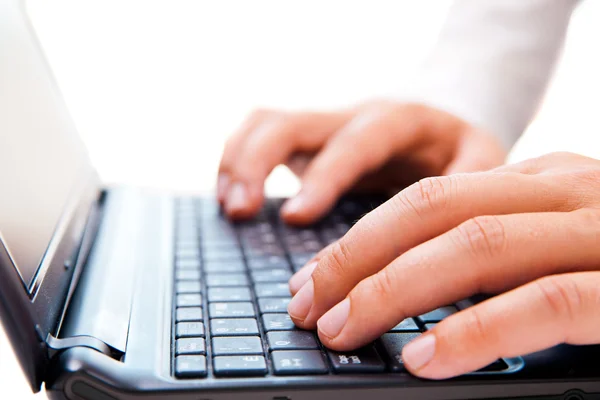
[217,100,507,224]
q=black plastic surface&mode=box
[42,193,600,399]
[48,346,600,400]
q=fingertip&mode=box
[402,334,438,377]
[289,261,318,294]
[224,181,263,220]
[280,193,326,226]
[317,297,350,344]
[281,194,311,224]
[216,173,230,204]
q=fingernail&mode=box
[289,261,317,293]
[281,193,307,216]
[217,174,230,202]
[226,182,248,212]
[318,298,350,339]
[287,279,314,321]
[402,334,436,371]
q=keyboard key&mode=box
[175,239,200,250]
[247,256,289,270]
[201,242,240,252]
[301,240,322,252]
[258,298,291,314]
[176,281,202,294]
[272,350,328,375]
[245,244,285,258]
[175,355,207,378]
[209,302,255,318]
[207,287,252,302]
[210,319,259,336]
[255,283,291,298]
[389,318,420,332]
[201,223,236,235]
[176,239,199,248]
[176,338,206,355]
[176,270,201,281]
[203,260,246,273]
[242,236,278,249]
[176,307,203,322]
[201,237,238,247]
[176,322,205,338]
[291,254,315,266]
[212,336,263,355]
[251,269,292,283]
[206,273,249,287]
[320,229,341,245]
[213,355,268,377]
[418,306,458,323]
[200,238,240,250]
[177,228,198,239]
[424,323,437,331]
[203,252,243,262]
[262,313,296,331]
[177,294,203,307]
[267,331,318,351]
[291,254,316,271]
[285,243,308,254]
[203,248,243,260]
[327,346,386,373]
[380,332,421,371]
[177,248,200,259]
[176,259,201,270]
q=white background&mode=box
[1,1,600,398]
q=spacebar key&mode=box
[380,333,421,372]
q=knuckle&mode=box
[392,176,454,221]
[514,152,576,174]
[544,151,578,161]
[575,208,600,226]
[458,307,497,349]
[248,107,274,121]
[452,216,508,259]
[568,168,600,188]
[534,275,582,328]
[315,240,353,280]
[364,268,398,300]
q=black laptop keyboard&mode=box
[171,196,509,379]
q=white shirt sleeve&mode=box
[402,0,579,150]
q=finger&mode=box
[218,109,271,204]
[403,271,600,379]
[443,129,506,174]
[225,111,348,219]
[280,107,412,225]
[288,242,336,295]
[495,151,600,175]
[315,208,600,350]
[286,172,584,330]
[284,152,314,178]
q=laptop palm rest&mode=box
[59,189,144,355]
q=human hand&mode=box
[286,152,600,379]
[217,101,506,223]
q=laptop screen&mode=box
[0,3,94,293]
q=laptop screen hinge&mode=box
[45,333,121,360]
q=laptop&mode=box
[2,1,600,399]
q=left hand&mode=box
[286,152,600,379]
